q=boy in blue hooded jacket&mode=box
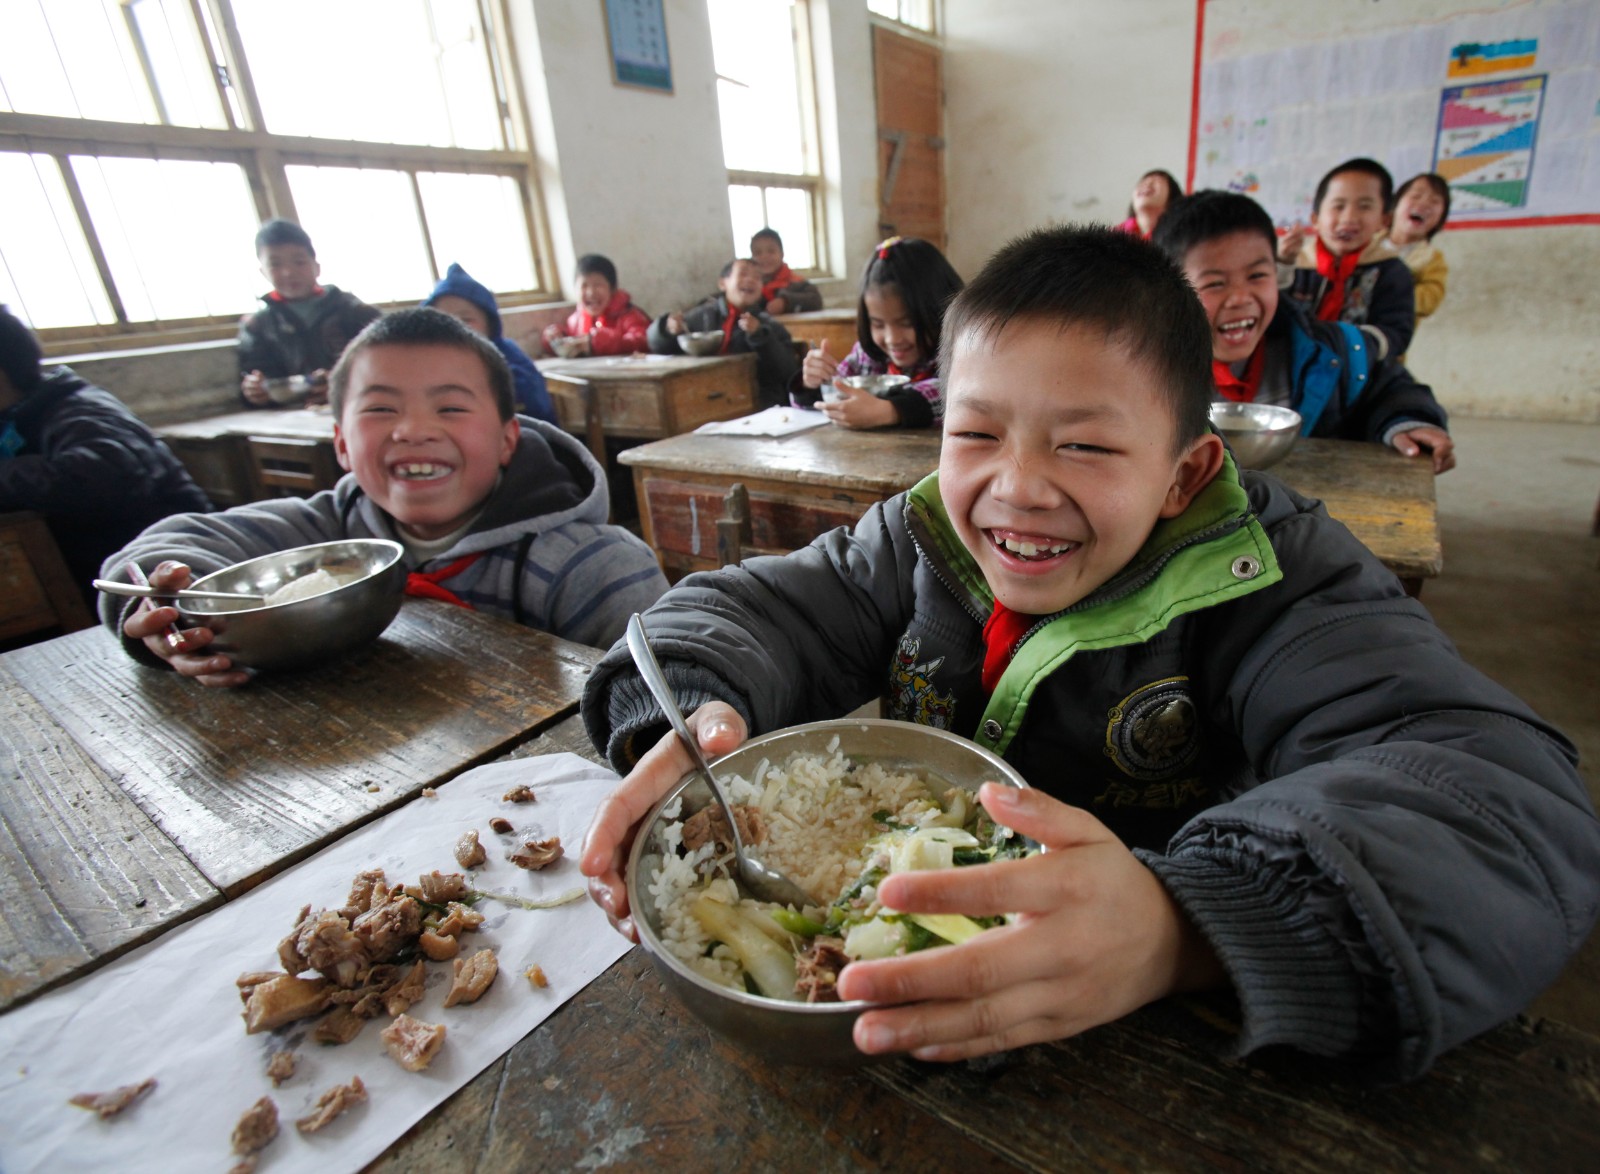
[424,263,556,425]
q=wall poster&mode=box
[605,0,673,94]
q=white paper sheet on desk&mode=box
[695,405,827,437]
[0,754,629,1174]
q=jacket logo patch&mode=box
[886,634,956,730]
[1104,677,1201,780]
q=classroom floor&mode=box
[1414,415,1600,1034]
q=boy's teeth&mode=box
[998,536,1075,559]
[394,462,450,480]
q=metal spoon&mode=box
[93,579,266,603]
[625,613,813,909]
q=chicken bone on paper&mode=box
[0,754,629,1174]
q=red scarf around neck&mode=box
[1313,238,1362,321]
[1211,343,1267,403]
[719,298,742,355]
[760,265,796,304]
[404,551,485,609]
[981,600,1036,693]
[267,286,325,303]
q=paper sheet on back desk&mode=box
[695,404,827,437]
[0,754,631,1174]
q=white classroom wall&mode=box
[941,0,1600,422]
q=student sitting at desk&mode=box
[792,236,964,430]
[104,308,668,680]
[750,227,823,315]
[238,219,381,410]
[0,306,211,604]
[1156,191,1455,473]
[647,258,799,409]
[580,225,1596,1082]
[1386,172,1452,350]
[540,255,651,357]
[424,262,556,425]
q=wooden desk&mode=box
[367,712,1600,1172]
[621,429,1441,586]
[0,511,94,643]
[535,353,757,440]
[158,408,337,507]
[0,600,598,1011]
[772,307,857,357]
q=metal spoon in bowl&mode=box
[93,579,266,603]
[624,614,814,909]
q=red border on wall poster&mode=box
[1185,0,1600,230]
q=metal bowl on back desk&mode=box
[1210,401,1302,470]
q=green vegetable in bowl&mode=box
[691,894,799,1000]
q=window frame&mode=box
[0,0,557,355]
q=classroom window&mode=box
[707,0,822,269]
[868,0,937,35]
[0,0,548,350]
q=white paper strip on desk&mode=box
[696,405,828,437]
[0,754,630,1174]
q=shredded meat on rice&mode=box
[795,938,850,1003]
[681,804,768,854]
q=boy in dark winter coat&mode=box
[1157,190,1453,473]
[238,219,380,409]
[423,262,556,424]
[750,228,822,314]
[579,227,1595,1082]
[647,258,799,408]
[0,306,210,602]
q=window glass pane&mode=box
[0,0,157,123]
[129,0,228,128]
[71,157,262,322]
[416,172,536,294]
[0,153,116,329]
[762,187,815,270]
[869,0,934,33]
[709,0,806,175]
[285,165,432,304]
[232,0,501,148]
[727,185,767,257]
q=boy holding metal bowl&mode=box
[580,226,1595,1080]
[106,308,667,682]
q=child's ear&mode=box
[499,416,520,466]
[1159,433,1226,518]
[332,423,353,472]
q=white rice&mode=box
[648,747,951,989]
[264,567,359,606]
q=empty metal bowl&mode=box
[549,335,588,359]
[834,373,911,396]
[625,717,1031,1066]
[263,375,311,405]
[1209,401,1302,470]
[677,331,724,357]
[176,539,406,672]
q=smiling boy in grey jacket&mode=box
[104,309,668,682]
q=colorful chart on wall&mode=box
[1190,0,1600,227]
[605,0,673,93]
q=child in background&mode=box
[1115,169,1183,240]
[1278,158,1415,362]
[424,262,556,425]
[646,258,799,409]
[106,308,667,682]
[238,219,381,409]
[792,237,964,429]
[540,255,651,357]
[579,225,1595,1081]
[749,228,822,314]
[1157,191,1453,472]
[1,306,211,603]
[1387,173,1451,326]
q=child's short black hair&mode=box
[1152,189,1278,266]
[1125,169,1184,219]
[719,257,756,280]
[856,237,964,368]
[750,227,783,251]
[0,305,44,394]
[329,307,514,421]
[255,218,315,257]
[576,254,618,288]
[941,226,1213,453]
[1313,157,1396,213]
[1395,172,1452,240]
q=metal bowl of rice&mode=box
[625,717,1031,1066]
[175,539,405,673]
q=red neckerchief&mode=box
[1210,343,1267,403]
[576,289,633,335]
[760,265,796,303]
[886,361,904,376]
[404,551,485,609]
[1314,238,1362,321]
[266,286,325,303]
[719,298,741,355]
[981,600,1036,693]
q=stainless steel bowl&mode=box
[626,717,1031,1066]
[1209,401,1302,470]
[176,539,406,672]
[834,373,911,396]
[549,335,587,359]
[677,331,724,357]
[263,375,311,406]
